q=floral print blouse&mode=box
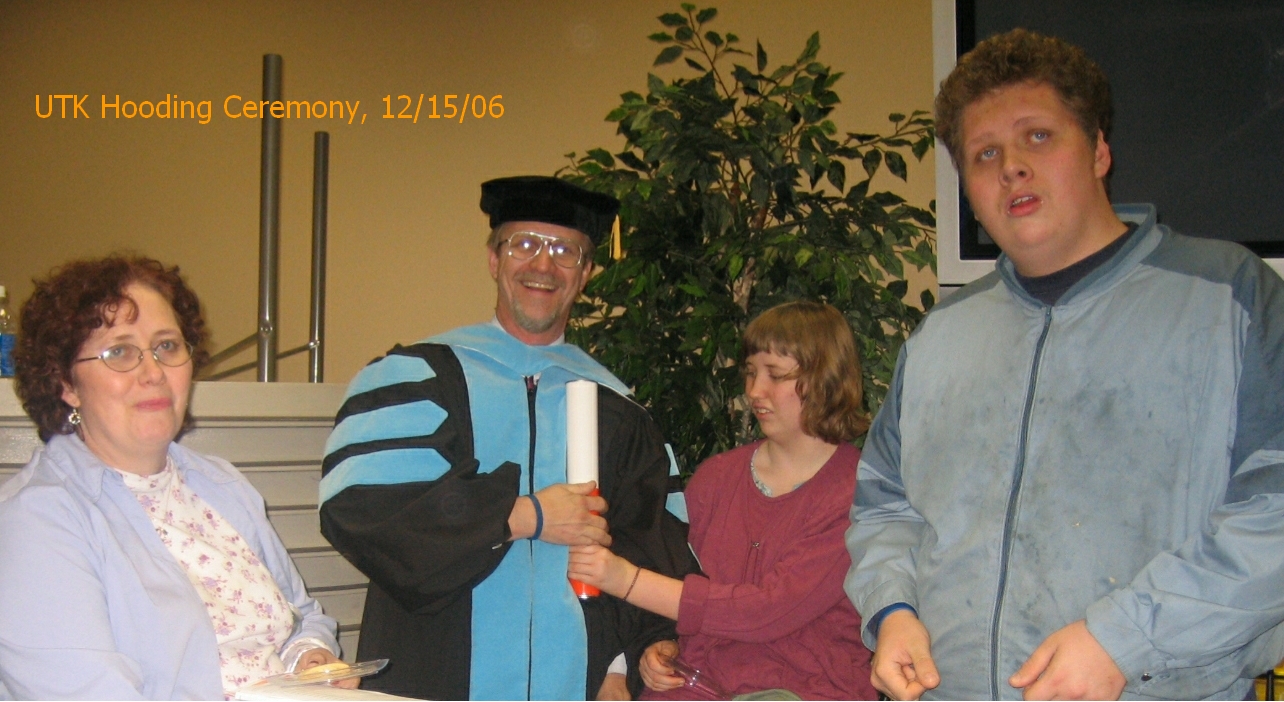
[117,459,297,697]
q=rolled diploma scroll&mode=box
[566,379,600,598]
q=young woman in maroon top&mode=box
[569,301,877,700]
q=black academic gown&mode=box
[318,324,693,700]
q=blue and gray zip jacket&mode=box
[845,204,1284,700]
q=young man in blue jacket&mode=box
[846,29,1284,700]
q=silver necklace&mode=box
[749,446,804,497]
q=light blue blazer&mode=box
[0,434,338,700]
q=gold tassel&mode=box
[610,215,624,260]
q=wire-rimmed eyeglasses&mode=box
[500,231,586,269]
[75,340,194,373]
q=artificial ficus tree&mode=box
[563,4,936,472]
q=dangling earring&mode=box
[68,407,82,427]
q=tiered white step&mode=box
[0,379,367,662]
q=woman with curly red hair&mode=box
[0,256,350,699]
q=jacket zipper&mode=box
[524,375,538,700]
[990,305,1053,698]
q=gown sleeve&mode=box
[318,342,522,614]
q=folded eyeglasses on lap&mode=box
[75,340,194,373]
[500,231,586,269]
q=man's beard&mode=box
[511,302,560,335]
[509,274,564,335]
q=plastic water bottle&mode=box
[0,285,15,377]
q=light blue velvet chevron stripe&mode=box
[318,353,449,504]
[318,449,451,504]
[345,353,436,395]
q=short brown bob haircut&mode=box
[935,28,1113,168]
[15,256,210,441]
[741,301,869,444]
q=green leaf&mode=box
[768,64,793,83]
[605,106,629,122]
[912,136,931,160]
[696,7,717,23]
[646,73,666,94]
[870,191,907,207]
[631,104,655,130]
[619,151,649,171]
[587,148,615,167]
[648,32,674,43]
[680,3,696,11]
[658,12,688,27]
[846,179,871,201]
[677,283,707,298]
[654,45,684,66]
[675,26,694,41]
[862,149,882,177]
[749,174,770,206]
[887,280,908,299]
[920,289,936,311]
[756,41,768,71]
[685,57,707,72]
[725,32,739,43]
[795,248,814,267]
[705,31,723,47]
[888,112,905,123]
[728,254,744,279]
[909,207,936,227]
[637,179,654,199]
[731,64,757,86]
[886,151,908,181]
[827,160,846,192]
[798,32,820,63]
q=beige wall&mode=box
[0,0,935,384]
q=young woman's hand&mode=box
[567,544,635,596]
[639,640,684,692]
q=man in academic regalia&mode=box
[319,176,693,700]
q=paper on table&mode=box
[234,681,412,701]
[566,380,598,484]
[235,660,405,700]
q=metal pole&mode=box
[257,53,283,382]
[309,131,330,383]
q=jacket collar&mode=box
[44,433,237,502]
[429,322,631,395]
[996,203,1162,308]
